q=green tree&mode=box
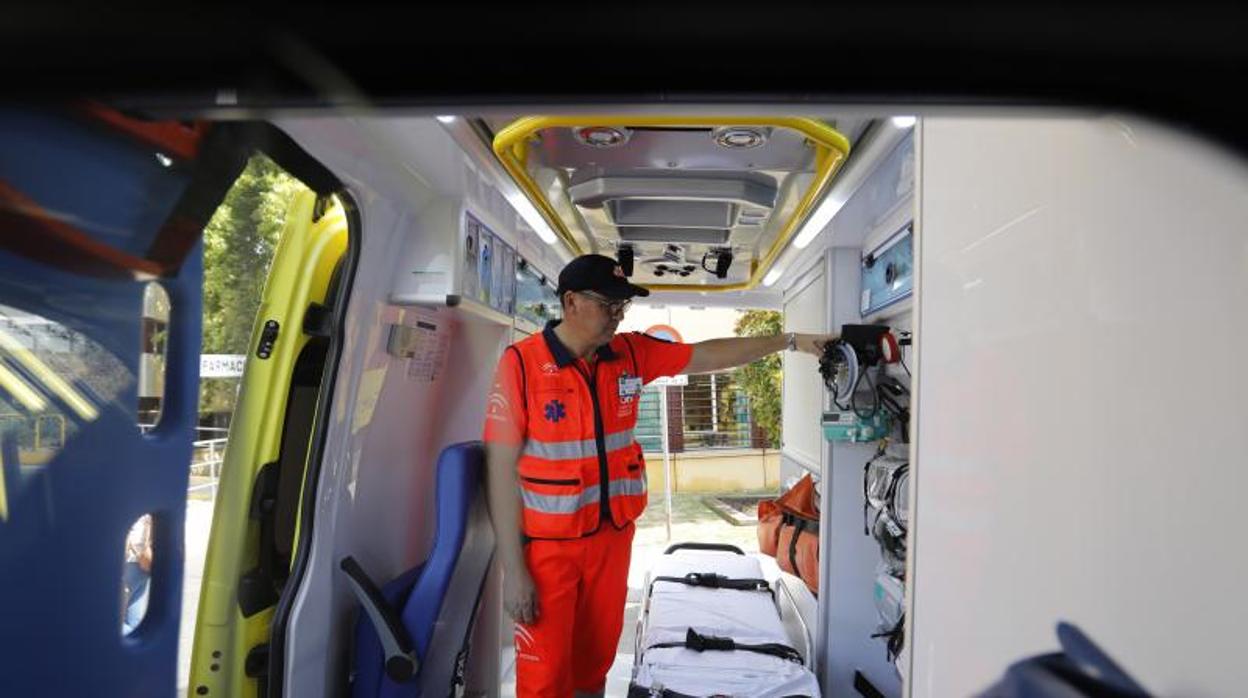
[733,309,783,448]
[200,155,307,413]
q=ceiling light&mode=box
[155,153,173,167]
[503,190,559,245]
[525,214,559,245]
[891,115,917,128]
[792,193,846,249]
[790,115,914,250]
[573,126,631,148]
[713,127,768,149]
[763,268,783,287]
[436,115,456,124]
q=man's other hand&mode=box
[503,565,539,624]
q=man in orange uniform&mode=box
[483,254,832,697]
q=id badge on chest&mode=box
[617,373,643,404]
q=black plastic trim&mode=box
[301,302,333,337]
[338,556,417,683]
[664,542,744,555]
[853,670,886,698]
[520,475,580,486]
[245,644,271,697]
[570,360,610,537]
[238,461,281,618]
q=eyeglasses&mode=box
[577,291,631,317]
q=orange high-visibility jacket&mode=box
[484,321,692,539]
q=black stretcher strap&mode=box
[645,628,803,665]
[627,684,700,698]
[627,684,816,698]
[664,542,745,555]
[782,513,817,575]
[649,572,770,597]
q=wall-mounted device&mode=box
[819,325,897,404]
[822,409,891,443]
[819,324,909,443]
[864,448,909,670]
[861,223,913,317]
[841,325,898,366]
[820,340,860,407]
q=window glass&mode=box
[0,303,128,464]
[138,283,170,431]
[121,513,155,635]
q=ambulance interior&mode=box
[178,108,1248,698]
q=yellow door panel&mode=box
[190,191,348,698]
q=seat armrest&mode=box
[340,556,419,682]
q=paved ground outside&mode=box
[178,498,216,698]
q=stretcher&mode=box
[630,543,821,698]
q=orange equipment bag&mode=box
[757,474,820,594]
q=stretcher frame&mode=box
[633,542,817,674]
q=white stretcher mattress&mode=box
[634,549,821,697]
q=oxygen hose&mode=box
[818,340,859,409]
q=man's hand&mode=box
[484,440,538,623]
[794,333,838,356]
[503,564,539,625]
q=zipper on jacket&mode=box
[574,360,612,525]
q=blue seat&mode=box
[342,441,495,698]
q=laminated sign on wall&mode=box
[387,308,452,383]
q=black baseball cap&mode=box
[556,254,650,299]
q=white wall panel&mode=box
[782,266,827,472]
[276,117,509,698]
[910,116,1248,696]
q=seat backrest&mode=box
[402,441,490,656]
[351,440,496,698]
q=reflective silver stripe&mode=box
[522,485,601,515]
[523,429,636,461]
[604,429,635,452]
[523,437,596,461]
[609,477,647,498]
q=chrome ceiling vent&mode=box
[572,126,632,148]
[713,126,768,150]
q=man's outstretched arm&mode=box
[683,333,834,374]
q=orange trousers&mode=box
[514,522,635,697]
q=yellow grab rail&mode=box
[492,115,851,292]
